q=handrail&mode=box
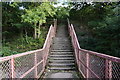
[79,48,120,63]
[0,19,57,79]
[67,18,120,79]
[0,25,53,61]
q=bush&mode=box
[0,47,18,57]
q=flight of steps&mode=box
[48,38,76,71]
[43,24,79,78]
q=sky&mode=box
[19,1,68,10]
[53,2,68,7]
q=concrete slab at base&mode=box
[44,72,79,78]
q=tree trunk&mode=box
[38,22,41,39]
[34,23,37,39]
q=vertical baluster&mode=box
[11,57,15,78]
[77,49,79,69]
[78,50,80,71]
[86,53,89,78]
[109,61,112,79]
[34,53,37,78]
[105,60,112,79]
[43,50,45,70]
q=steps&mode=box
[43,24,79,78]
[49,60,75,63]
[48,67,75,71]
[47,25,76,71]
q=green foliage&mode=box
[21,2,56,39]
[1,36,45,57]
[2,24,47,57]
[71,2,120,57]
[22,2,56,25]
[56,7,69,19]
[0,47,18,56]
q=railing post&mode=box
[69,25,71,36]
[78,50,80,71]
[43,55,45,69]
[86,53,89,78]
[11,57,15,78]
[105,60,112,79]
[43,50,46,70]
[34,53,37,78]
[53,20,56,37]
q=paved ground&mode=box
[44,72,79,78]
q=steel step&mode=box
[49,63,75,67]
[51,52,73,54]
[49,57,74,60]
[49,60,75,63]
[51,50,73,52]
[48,67,75,71]
[51,52,73,55]
[50,55,74,57]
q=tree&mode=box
[70,2,120,57]
[55,6,69,19]
[22,2,56,39]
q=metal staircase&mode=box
[43,24,79,78]
[0,19,120,79]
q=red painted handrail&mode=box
[0,19,57,79]
[67,19,120,79]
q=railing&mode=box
[0,19,57,79]
[67,19,120,79]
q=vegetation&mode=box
[1,2,55,56]
[1,2,69,57]
[1,2,120,58]
[70,2,120,57]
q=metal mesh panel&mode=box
[0,60,11,79]
[36,51,43,64]
[80,52,87,77]
[37,62,43,76]
[14,53,34,77]
[24,69,35,78]
[80,63,86,77]
[89,70,98,78]
[89,54,105,78]
[112,62,120,78]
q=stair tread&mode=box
[51,50,73,52]
[49,60,75,63]
[49,63,75,66]
[48,67,75,70]
[50,55,74,57]
[51,52,73,53]
[51,53,73,55]
[49,57,74,60]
